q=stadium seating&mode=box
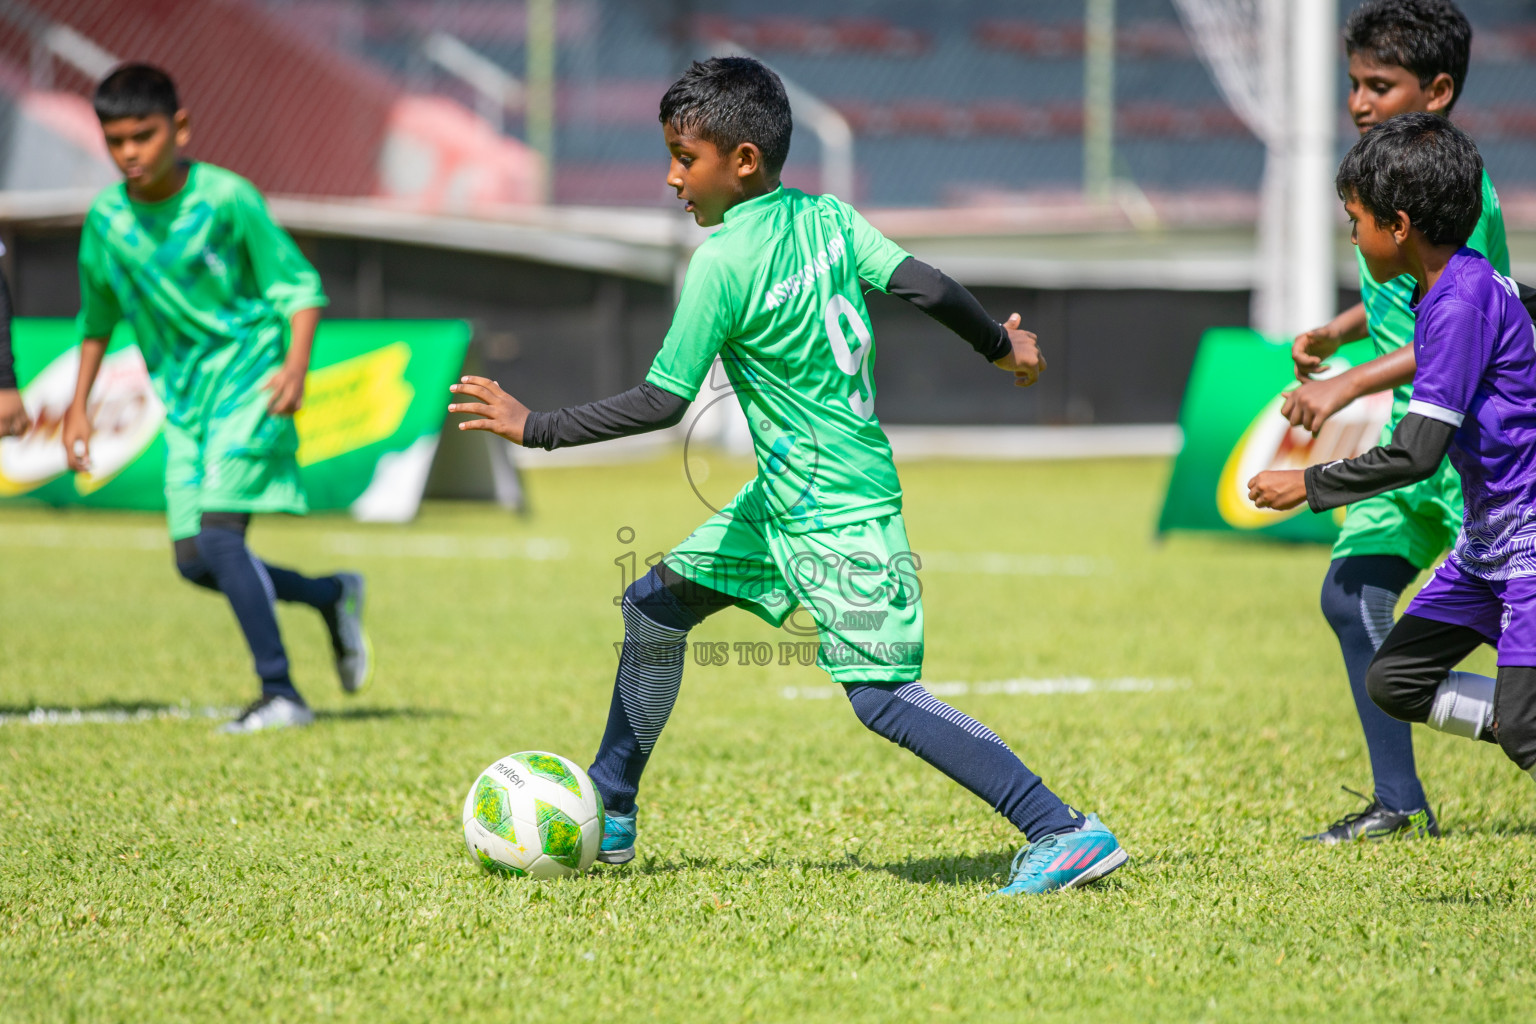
[252,0,1536,208]
[0,0,541,209]
[2,0,1535,209]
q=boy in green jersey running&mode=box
[1280,1,1507,842]
[450,57,1127,895]
[60,65,370,733]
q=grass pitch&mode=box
[2,454,1533,1023]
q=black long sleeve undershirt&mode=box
[0,268,15,390]
[521,381,687,450]
[520,257,1009,450]
[885,257,1013,363]
[1305,412,1457,512]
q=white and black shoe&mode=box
[329,572,372,694]
[220,693,314,734]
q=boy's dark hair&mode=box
[1336,112,1483,246]
[1344,0,1472,113]
[93,64,180,122]
[659,57,792,177]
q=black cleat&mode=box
[1303,787,1439,845]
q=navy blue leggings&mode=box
[174,512,340,698]
[1319,555,1426,812]
[588,566,1081,839]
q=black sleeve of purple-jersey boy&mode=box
[521,381,688,450]
[885,257,1012,363]
[1304,413,1456,512]
[0,267,15,390]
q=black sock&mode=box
[588,592,693,816]
[846,683,1081,841]
[265,565,342,611]
[587,568,712,816]
[182,521,301,702]
[266,564,344,648]
[1320,556,1426,813]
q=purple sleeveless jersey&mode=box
[1409,247,1536,579]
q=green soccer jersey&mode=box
[77,162,328,429]
[646,186,912,533]
[1359,169,1509,422]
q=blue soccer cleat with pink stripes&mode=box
[992,814,1128,896]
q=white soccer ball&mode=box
[462,751,605,879]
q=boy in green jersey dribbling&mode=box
[61,65,371,733]
[449,57,1127,895]
[1279,1,1507,842]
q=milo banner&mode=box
[1158,327,1393,543]
[0,319,472,523]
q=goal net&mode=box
[1174,0,1336,337]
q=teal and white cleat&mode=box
[598,810,637,865]
[993,814,1128,896]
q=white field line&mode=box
[0,705,239,727]
[919,552,1109,577]
[320,532,569,561]
[781,677,1188,701]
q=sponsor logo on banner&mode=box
[0,318,471,521]
[1214,369,1393,529]
[293,343,414,466]
[0,346,164,496]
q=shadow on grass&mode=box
[313,707,458,722]
[870,852,1007,886]
[1418,890,1536,907]
[595,851,1014,887]
[590,852,1134,892]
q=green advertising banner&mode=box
[0,319,472,523]
[1158,327,1394,543]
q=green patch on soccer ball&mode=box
[514,752,582,796]
[473,775,516,842]
[535,799,583,869]
[476,849,526,877]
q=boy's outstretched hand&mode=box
[1281,375,1355,435]
[449,376,530,445]
[994,313,1045,387]
[1248,469,1308,511]
[1292,325,1342,381]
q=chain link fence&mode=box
[0,0,1533,209]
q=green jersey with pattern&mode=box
[646,186,912,533]
[77,162,328,430]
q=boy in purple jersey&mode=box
[1251,113,1536,783]
[1283,0,1496,845]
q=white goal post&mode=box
[1173,0,1338,337]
